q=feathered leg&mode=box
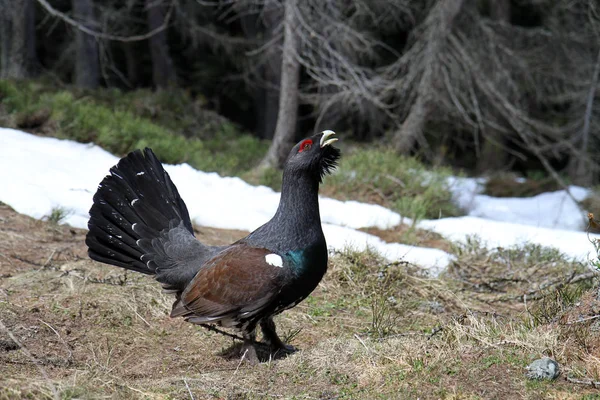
[241,331,259,364]
[260,317,296,353]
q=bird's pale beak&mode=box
[320,130,338,148]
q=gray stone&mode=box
[419,301,445,314]
[526,357,560,380]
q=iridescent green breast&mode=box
[284,242,328,277]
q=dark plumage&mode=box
[86,130,340,362]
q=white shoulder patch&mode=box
[265,254,283,268]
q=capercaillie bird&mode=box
[85,130,340,363]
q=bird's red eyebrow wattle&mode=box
[298,139,313,152]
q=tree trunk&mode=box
[73,0,100,88]
[240,2,282,139]
[0,0,12,78]
[568,47,600,186]
[0,0,33,79]
[393,0,464,154]
[489,0,510,21]
[145,0,176,88]
[240,12,266,135]
[24,0,37,75]
[476,0,511,173]
[123,42,138,87]
[260,0,300,169]
[261,3,283,140]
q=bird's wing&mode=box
[170,244,288,322]
[136,220,225,292]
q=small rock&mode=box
[420,301,445,314]
[526,357,560,380]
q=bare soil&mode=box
[1,203,600,399]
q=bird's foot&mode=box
[260,317,297,356]
[270,342,297,355]
[241,341,260,365]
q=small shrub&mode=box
[44,206,71,225]
[581,192,600,225]
[370,294,398,338]
[528,286,585,327]
[449,237,594,303]
[484,172,560,198]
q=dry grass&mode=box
[445,237,596,304]
[483,173,560,198]
[2,203,600,399]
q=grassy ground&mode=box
[2,79,600,398]
[2,203,600,399]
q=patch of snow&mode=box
[418,216,598,263]
[0,128,446,274]
[5,127,594,274]
[464,189,588,231]
[447,176,590,231]
[323,224,453,276]
[446,176,485,212]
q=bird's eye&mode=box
[299,139,313,153]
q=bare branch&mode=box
[35,0,174,42]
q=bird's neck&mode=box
[244,168,326,253]
[271,170,321,230]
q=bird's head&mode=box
[285,130,341,183]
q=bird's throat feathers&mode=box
[272,169,322,231]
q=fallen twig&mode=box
[565,314,600,325]
[566,376,600,387]
[354,333,376,366]
[427,325,444,339]
[183,378,195,400]
[200,323,246,342]
[41,249,57,269]
[487,271,599,303]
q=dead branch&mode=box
[35,0,174,42]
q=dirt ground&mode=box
[2,202,600,399]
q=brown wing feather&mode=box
[170,245,286,321]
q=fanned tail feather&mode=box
[86,148,194,276]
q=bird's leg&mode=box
[241,331,259,364]
[260,317,296,353]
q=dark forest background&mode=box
[1,0,599,185]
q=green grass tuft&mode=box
[323,148,462,221]
[43,206,72,225]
